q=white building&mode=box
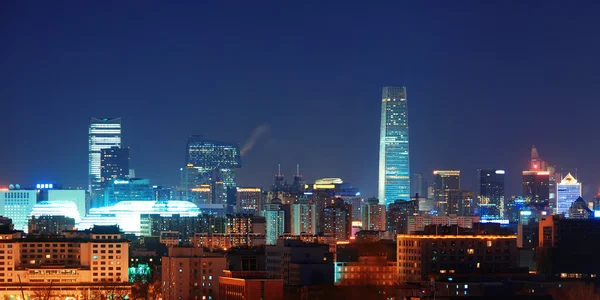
[557,173,582,217]
[0,188,37,232]
[89,117,122,192]
[45,189,87,219]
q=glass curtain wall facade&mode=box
[186,136,242,188]
[557,173,582,217]
[378,86,410,206]
[89,117,122,192]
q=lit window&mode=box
[486,241,492,247]
[467,249,474,254]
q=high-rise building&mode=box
[100,146,130,186]
[236,187,262,215]
[556,173,582,217]
[361,198,386,231]
[186,136,241,189]
[262,199,285,245]
[89,117,122,192]
[323,198,352,240]
[568,197,593,219]
[386,199,419,237]
[522,171,549,203]
[479,169,505,220]
[523,146,554,209]
[432,170,460,215]
[0,188,36,232]
[290,197,317,235]
[378,86,410,205]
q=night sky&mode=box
[2,1,600,200]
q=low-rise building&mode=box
[219,271,283,300]
[265,240,333,286]
[397,224,518,282]
[407,214,479,234]
[334,255,396,286]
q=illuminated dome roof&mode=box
[29,201,81,223]
[80,200,202,235]
[315,178,343,185]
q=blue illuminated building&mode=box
[103,178,154,207]
[378,86,410,205]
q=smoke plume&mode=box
[241,124,271,156]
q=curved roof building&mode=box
[29,200,81,223]
[79,200,202,235]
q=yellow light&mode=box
[314,184,336,189]
[191,188,211,192]
[336,241,350,245]
[237,188,261,192]
[396,235,517,239]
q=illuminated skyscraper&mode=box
[479,169,505,220]
[262,199,285,245]
[186,136,241,190]
[290,197,317,235]
[432,170,460,215]
[378,86,410,205]
[524,145,556,211]
[236,187,262,214]
[557,173,581,217]
[89,117,122,192]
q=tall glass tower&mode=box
[378,86,410,206]
[479,169,505,219]
[89,117,122,192]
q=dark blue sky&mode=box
[2,1,600,199]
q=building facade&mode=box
[323,199,352,240]
[161,247,227,300]
[89,117,122,192]
[361,198,386,231]
[186,136,242,190]
[236,187,262,215]
[219,271,284,300]
[262,200,285,245]
[479,169,505,220]
[334,255,397,286]
[100,146,130,186]
[103,178,154,207]
[432,170,460,215]
[378,86,410,205]
[290,197,317,235]
[556,173,582,217]
[397,227,518,282]
[0,189,37,232]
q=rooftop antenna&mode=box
[576,168,578,180]
[296,164,300,176]
[278,164,281,176]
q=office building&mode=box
[0,225,131,298]
[557,173,582,217]
[378,86,410,205]
[153,186,173,201]
[406,214,480,234]
[387,199,419,237]
[361,198,386,231]
[103,178,154,206]
[225,214,266,235]
[193,232,266,250]
[432,170,460,215]
[323,198,352,240]
[340,196,363,223]
[522,171,550,203]
[290,197,317,235]
[28,215,76,235]
[479,169,505,220]
[236,187,262,214]
[262,199,285,245]
[397,224,518,282]
[161,247,227,300]
[89,117,122,193]
[523,146,553,207]
[190,184,212,205]
[219,271,284,300]
[265,240,334,286]
[186,136,242,190]
[459,190,477,216]
[0,188,37,232]
[100,146,130,186]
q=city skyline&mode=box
[3,2,600,200]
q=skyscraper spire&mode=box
[274,164,284,187]
[531,145,539,160]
